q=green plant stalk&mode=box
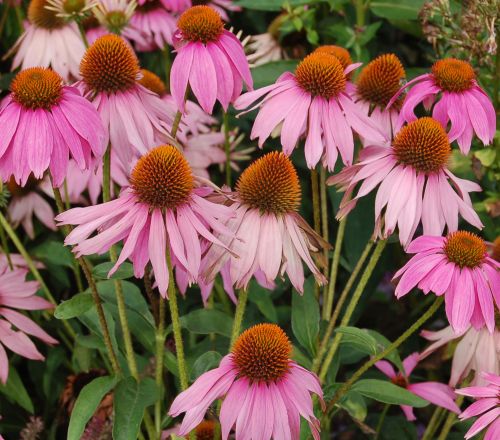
[155,295,167,436]
[374,403,390,440]
[327,296,444,411]
[421,407,445,440]
[230,288,249,348]
[319,239,386,381]
[311,169,321,235]
[312,239,374,373]
[0,216,13,270]
[223,112,232,187]
[76,19,90,48]
[437,383,468,440]
[163,46,172,86]
[354,0,368,27]
[171,111,183,139]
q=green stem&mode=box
[229,289,249,348]
[0,217,13,270]
[437,380,468,440]
[327,296,444,411]
[102,144,112,203]
[374,404,390,440]
[312,239,374,373]
[163,47,172,88]
[155,296,167,436]
[354,0,368,27]
[77,19,89,48]
[223,112,232,187]
[319,239,387,382]
[171,111,183,139]
[311,169,321,235]
[422,407,445,440]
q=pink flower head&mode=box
[169,323,324,439]
[234,51,386,170]
[0,67,105,187]
[10,0,85,81]
[78,35,174,169]
[420,325,500,387]
[171,5,253,114]
[0,259,57,383]
[393,232,499,334]
[140,0,189,13]
[375,352,460,421]
[56,145,236,297]
[201,0,241,22]
[328,117,483,247]
[457,372,500,439]
[203,152,330,293]
[389,58,496,154]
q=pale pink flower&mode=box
[457,372,500,439]
[93,0,138,37]
[389,58,496,154]
[203,152,329,293]
[420,325,500,387]
[0,68,105,187]
[375,353,460,421]
[234,51,385,170]
[393,232,499,334]
[56,145,235,297]
[169,323,324,439]
[138,0,189,13]
[0,259,57,383]
[84,19,109,45]
[171,5,252,114]
[328,117,483,247]
[246,32,284,67]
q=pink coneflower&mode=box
[169,323,324,439]
[375,352,460,421]
[193,0,241,22]
[234,51,385,170]
[204,152,329,293]
[56,145,235,296]
[389,58,496,154]
[78,35,174,169]
[9,0,85,81]
[393,232,499,334]
[328,117,483,247]
[457,372,500,439]
[0,67,105,187]
[420,325,500,387]
[93,0,138,36]
[171,5,252,114]
[0,259,57,383]
[82,16,109,45]
[45,0,98,20]
[140,0,189,13]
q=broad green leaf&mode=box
[475,149,496,167]
[234,0,309,11]
[32,240,75,268]
[190,351,222,381]
[352,379,428,407]
[92,262,134,280]
[67,376,118,440]
[113,377,160,440]
[340,390,367,422]
[370,0,425,21]
[0,367,34,412]
[251,60,298,89]
[55,293,94,319]
[248,281,278,322]
[179,309,233,337]
[292,277,320,357]
[335,326,378,355]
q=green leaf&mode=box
[357,22,381,45]
[68,376,118,440]
[55,293,94,319]
[251,61,298,89]
[0,367,34,412]
[370,0,425,21]
[335,327,378,355]
[190,351,222,381]
[179,309,233,337]
[92,262,134,280]
[248,281,278,322]
[234,0,309,11]
[32,240,75,268]
[352,379,429,407]
[475,149,496,167]
[340,390,367,422]
[292,277,320,357]
[113,377,160,440]
[365,330,404,372]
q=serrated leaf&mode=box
[292,277,319,357]
[92,262,134,280]
[352,379,428,407]
[55,293,94,319]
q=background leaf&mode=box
[352,379,429,407]
[292,277,320,357]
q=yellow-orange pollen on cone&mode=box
[314,45,352,70]
[295,52,346,99]
[130,145,194,210]
[28,0,65,29]
[11,67,63,110]
[232,323,292,383]
[356,53,406,108]
[185,420,215,440]
[444,231,486,269]
[237,152,301,215]
[431,58,475,93]
[177,5,224,44]
[138,69,167,96]
[392,117,450,173]
[80,34,140,93]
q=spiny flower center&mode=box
[392,117,450,173]
[190,421,215,440]
[138,69,167,96]
[356,53,406,108]
[130,145,194,210]
[295,52,346,99]
[178,6,223,44]
[432,58,475,93]
[11,67,62,110]
[314,45,352,70]
[28,0,65,29]
[232,324,291,383]
[80,34,139,93]
[237,152,301,214]
[444,231,486,268]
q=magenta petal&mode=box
[408,382,460,414]
[170,42,195,113]
[148,209,169,297]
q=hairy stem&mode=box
[229,289,249,348]
[223,112,232,187]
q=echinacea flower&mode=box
[375,352,460,421]
[82,15,109,45]
[45,0,99,20]
[171,5,253,114]
[93,0,137,35]
[161,420,216,439]
[234,51,385,170]
[246,32,284,67]
[420,325,500,386]
[204,152,329,293]
[0,67,105,187]
[314,45,352,71]
[9,0,85,81]
[328,117,483,247]
[393,232,499,333]
[457,372,500,439]
[169,323,324,439]
[390,58,496,154]
[78,35,174,168]
[0,259,57,383]
[56,145,235,296]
